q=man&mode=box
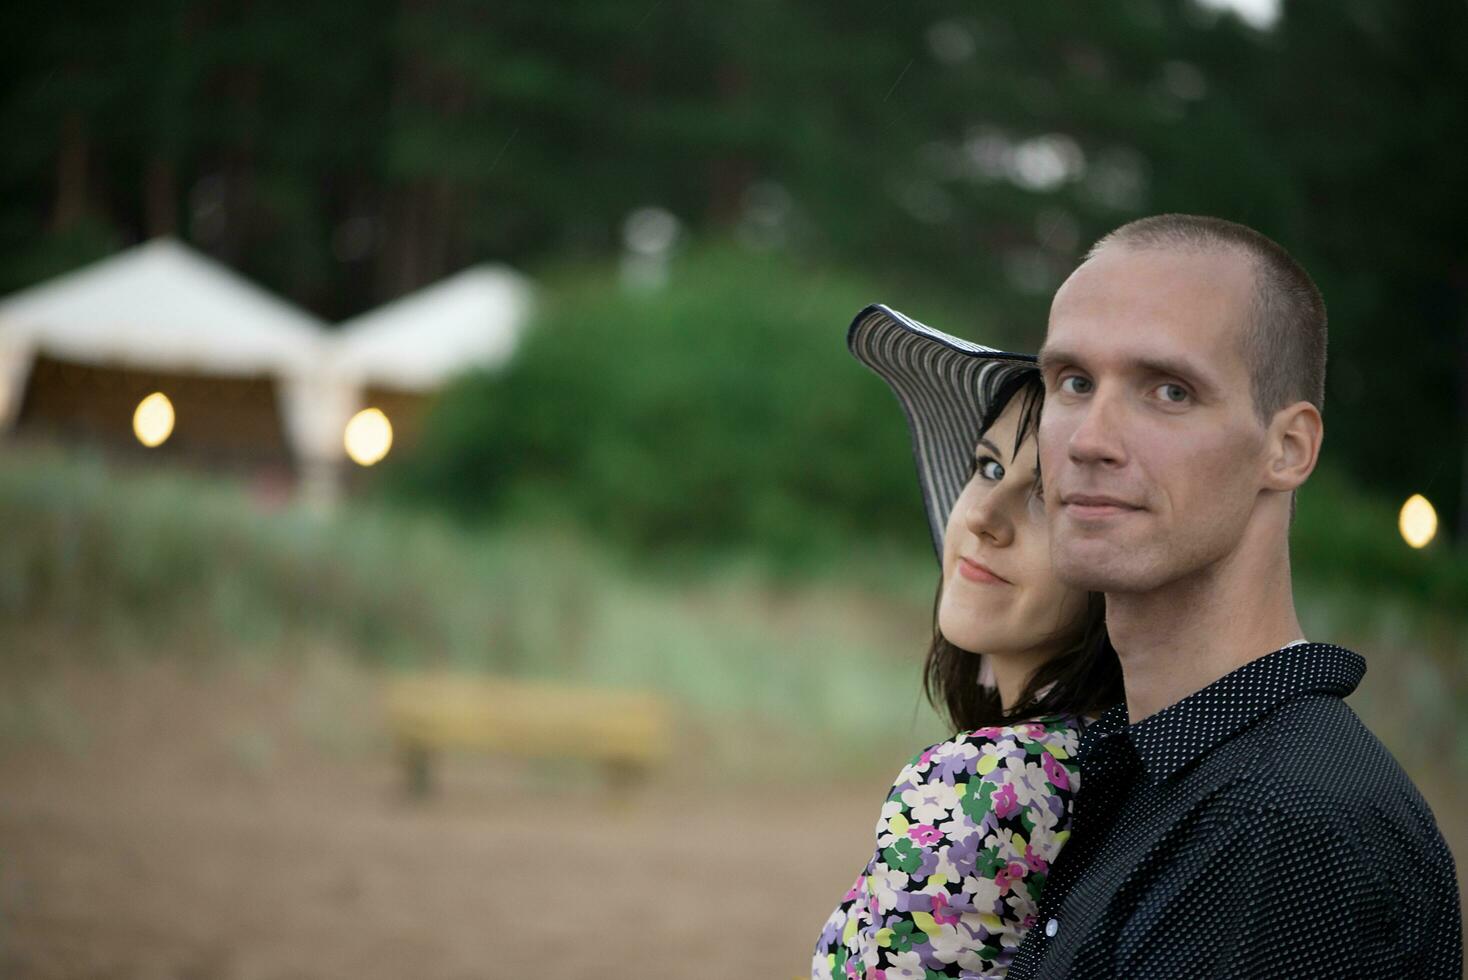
[1006,215,1461,978]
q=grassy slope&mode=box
[2,442,1464,781]
[0,443,953,779]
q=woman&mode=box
[811,305,1123,980]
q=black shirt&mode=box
[1006,641,1462,979]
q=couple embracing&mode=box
[812,215,1462,979]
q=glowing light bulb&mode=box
[1398,494,1437,549]
[133,392,175,447]
[344,407,392,466]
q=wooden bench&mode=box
[383,674,675,797]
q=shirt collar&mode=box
[1080,642,1366,781]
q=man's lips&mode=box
[957,556,1010,585]
[1061,493,1143,519]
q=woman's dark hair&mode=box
[922,370,1124,731]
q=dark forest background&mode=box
[3,0,1466,555]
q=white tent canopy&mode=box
[330,265,533,393]
[0,238,333,463]
[0,237,326,377]
[0,241,536,495]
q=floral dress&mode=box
[811,716,1083,980]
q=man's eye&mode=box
[977,457,1005,481]
[1157,383,1189,403]
[1059,375,1093,395]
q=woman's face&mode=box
[938,393,1089,661]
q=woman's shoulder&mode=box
[920,713,1083,761]
[892,714,1084,792]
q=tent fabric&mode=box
[0,240,534,473]
[0,332,30,430]
[0,238,335,463]
[0,238,327,377]
[330,265,533,392]
[278,369,362,464]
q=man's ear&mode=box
[1262,400,1323,492]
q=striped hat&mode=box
[848,303,1039,559]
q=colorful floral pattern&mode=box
[811,716,1083,980]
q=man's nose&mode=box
[1067,388,1127,467]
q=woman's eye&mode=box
[1157,383,1189,404]
[1059,375,1093,395]
[977,457,1005,481]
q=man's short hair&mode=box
[1085,214,1327,424]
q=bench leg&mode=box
[401,742,433,799]
[604,758,648,793]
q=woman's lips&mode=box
[957,557,1009,585]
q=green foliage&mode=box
[385,245,975,562]
[0,445,446,666]
[1293,466,1468,612]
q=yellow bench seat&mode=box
[383,674,674,795]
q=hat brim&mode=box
[848,303,1038,559]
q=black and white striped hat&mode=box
[848,303,1039,559]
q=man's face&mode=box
[1038,245,1270,593]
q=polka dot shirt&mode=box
[1005,642,1462,979]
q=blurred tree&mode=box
[380,246,926,561]
[1267,0,1468,546]
[0,0,1463,538]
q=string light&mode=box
[1398,494,1437,549]
[133,392,175,447]
[344,407,393,466]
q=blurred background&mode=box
[1,0,1465,977]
